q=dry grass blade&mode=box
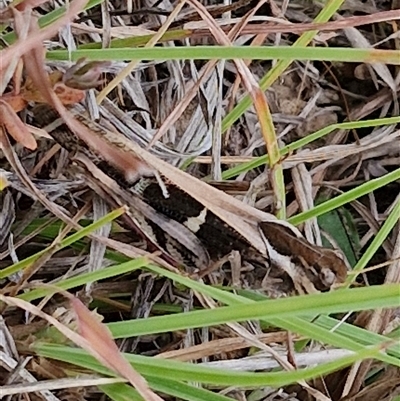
[158,331,293,361]
[0,191,15,247]
[189,9,400,36]
[0,377,125,397]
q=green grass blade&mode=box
[106,285,400,338]
[45,46,400,64]
[288,169,400,225]
[35,342,386,388]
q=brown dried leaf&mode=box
[22,72,86,105]
[0,100,37,150]
[0,93,27,113]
